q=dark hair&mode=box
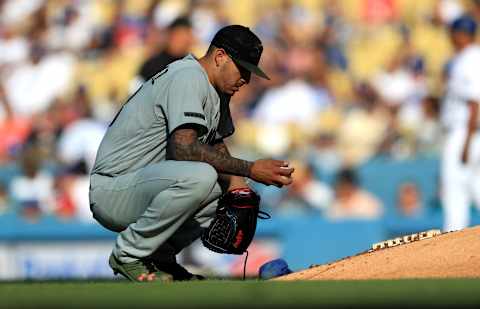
[206,44,217,55]
[167,16,192,30]
[336,168,358,186]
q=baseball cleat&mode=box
[109,253,173,282]
[152,260,205,281]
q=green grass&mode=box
[1,278,479,308]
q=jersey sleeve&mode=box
[165,68,208,136]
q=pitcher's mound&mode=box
[275,225,480,281]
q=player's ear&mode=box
[214,48,227,67]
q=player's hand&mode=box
[249,159,294,187]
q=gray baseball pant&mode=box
[89,161,222,263]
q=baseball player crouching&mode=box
[89,25,294,282]
[441,15,480,232]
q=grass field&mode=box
[1,278,480,308]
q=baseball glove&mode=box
[201,188,269,255]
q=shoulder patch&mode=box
[184,112,206,120]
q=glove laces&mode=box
[242,210,271,280]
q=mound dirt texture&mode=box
[276,226,480,280]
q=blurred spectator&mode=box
[252,47,333,126]
[9,146,55,221]
[337,82,389,166]
[372,54,418,108]
[0,24,29,67]
[0,0,44,26]
[395,181,424,217]
[24,107,62,163]
[45,3,95,53]
[67,170,92,223]
[317,0,351,71]
[277,161,333,214]
[54,159,92,222]
[54,170,76,219]
[56,85,107,173]
[307,130,343,184]
[416,95,442,156]
[190,0,228,45]
[472,0,480,22]
[134,15,193,86]
[326,168,383,220]
[433,0,465,25]
[361,0,398,25]
[0,82,31,163]
[109,0,145,50]
[151,0,187,29]
[372,25,427,112]
[251,47,334,157]
[2,41,76,117]
[75,0,146,104]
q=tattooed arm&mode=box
[166,125,295,187]
[212,140,249,191]
[166,125,253,177]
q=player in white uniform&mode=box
[441,15,480,232]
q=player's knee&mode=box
[190,163,218,200]
[195,162,218,187]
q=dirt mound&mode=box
[275,226,480,280]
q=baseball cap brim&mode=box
[231,57,270,80]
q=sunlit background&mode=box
[0,0,478,279]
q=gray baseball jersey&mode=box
[91,54,234,177]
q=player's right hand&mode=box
[249,159,294,187]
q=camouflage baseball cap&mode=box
[211,25,270,81]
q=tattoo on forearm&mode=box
[166,128,252,177]
[213,142,233,189]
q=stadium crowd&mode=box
[0,0,478,223]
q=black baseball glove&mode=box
[201,188,269,255]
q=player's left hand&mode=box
[201,188,262,255]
